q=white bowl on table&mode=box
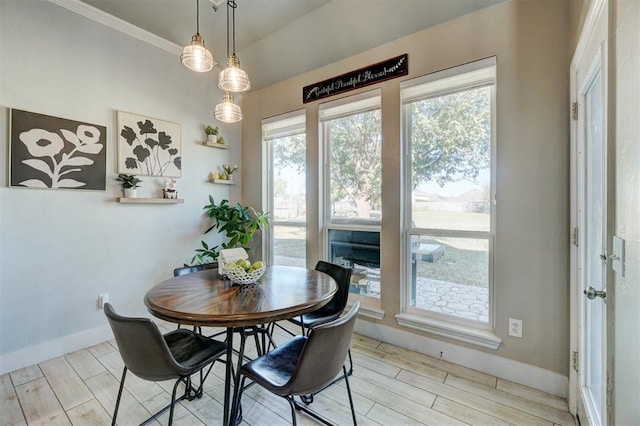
[225,264,266,285]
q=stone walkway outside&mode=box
[414,278,488,322]
[275,256,488,322]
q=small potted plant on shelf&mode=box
[116,173,142,198]
[204,125,219,144]
[222,164,238,181]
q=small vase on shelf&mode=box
[123,188,137,198]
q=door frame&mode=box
[569,0,615,424]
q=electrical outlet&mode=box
[509,318,522,338]
[98,293,109,309]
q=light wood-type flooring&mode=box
[1,320,575,425]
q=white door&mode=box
[570,1,609,424]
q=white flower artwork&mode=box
[10,109,107,190]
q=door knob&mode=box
[584,286,606,300]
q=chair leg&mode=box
[230,375,247,426]
[289,367,359,426]
[252,326,263,356]
[112,367,127,426]
[343,365,358,426]
[167,376,182,426]
[286,396,298,426]
[346,349,354,376]
[193,361,215,398]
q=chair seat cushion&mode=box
[164,329,227,372]
[289,312,341,329]
[241,336,307,394]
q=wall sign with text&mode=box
[303,54,408,103]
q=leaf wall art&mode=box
[117,111,182,178]
[9,109,107,190]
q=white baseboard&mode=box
[0,325,114,375]
[1,318,568,398]
[354,320,568,398]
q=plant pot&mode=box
[123,188,137,198]
[207,134,218,143]
[163,189,177,199]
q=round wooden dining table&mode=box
[145,265,337,426]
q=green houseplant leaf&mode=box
[190,197,269,265]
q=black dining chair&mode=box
[289,261,353,333]
[172,262,219,334]
[104,303,227,426]
[232,301,360,426]
[271,261,355,399]
[173,261,219,277]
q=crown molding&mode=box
[48,0,182,56]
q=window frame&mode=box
[262,110,306,266]
[397,57,501,348]
[319,89,383,307]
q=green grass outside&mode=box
[414,239,488,287]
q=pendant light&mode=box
[181,0,215,72]
[218,0,251,92]
[214,92,243,123]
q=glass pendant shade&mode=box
[214,92,242,123]
[218,54,251,92]
[181,33,215,72]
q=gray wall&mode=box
[0,0,242,366]
[242,0,570,375]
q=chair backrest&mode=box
[285,301,360,396]
[313,261,353,317]
[104,303,181,381]
[173,262,218,277]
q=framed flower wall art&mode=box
[117,111,182,178]
[9,109,107,190]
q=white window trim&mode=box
[395,312,502,350]
[262,110,306,265]
[399,57,500,349]
[319,89,383,306]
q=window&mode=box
[263,111,306,267]
[401,58,496,330]
[320,90,382,299]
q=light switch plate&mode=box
[612,236,625,277]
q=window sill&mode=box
[394,313,502,350]
[348,295,384,320]
[352,304,385,321]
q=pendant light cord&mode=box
[232,0,236,55]
[196,0,200,34]
[226,0,230,57]
[226,0,237,57]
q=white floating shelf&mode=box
[210,179,235,185]
[202,141,229,149]
[116,197,184,204]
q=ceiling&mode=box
[77,0,505,90]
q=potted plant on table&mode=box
[116,173,142,198]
